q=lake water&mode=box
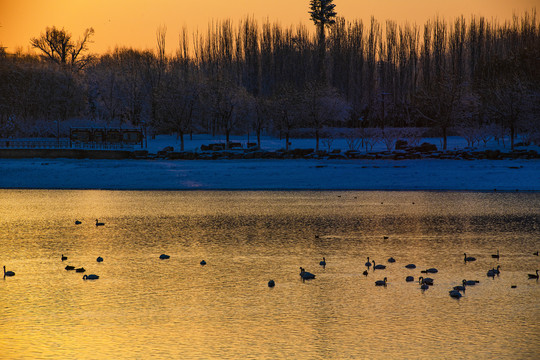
[1,190,539,359]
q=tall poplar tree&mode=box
[309,0,337,82]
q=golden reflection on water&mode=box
[0,190,539,359]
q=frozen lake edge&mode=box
[0,157,538,191]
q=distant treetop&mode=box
[309,0,337,27]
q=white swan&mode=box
[375,277,387,286]
[3,266,15,277]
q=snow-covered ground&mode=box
[0,135,538,191]
[141,133,534,154]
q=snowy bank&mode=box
[0,135,538,191]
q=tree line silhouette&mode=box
[0,11,538,150]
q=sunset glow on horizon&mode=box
[1,0,537,55]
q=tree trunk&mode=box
[257,128,261,149]
[286,131,290,151]
[315,128,320,151]
[179,129,185,151]
[442,126,447,150]
[510,121,515,150]
[318,24,326,83]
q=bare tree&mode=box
[485,76,527,150]
[270,84,301,150]
[414,73,462,150]
[30,26,94,70]
[253,97,271,148]
[155,61,199,151]
[302,82,348,151]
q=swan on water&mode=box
[449,290,462,298]
[453,285,466,292]
[75,267,85,273]
[61,254,67,261]
[373,260,386,270]
[491,250,500,259]
[200,260,207,266]
[487,265,501,277]
[159,254,170,260]
[405,276,414,282]
[3,266,15,277]
[96,256,103,262]
[268,280,275,287]
[375,277,387,286]
[319,257,326,266]
[75,220,82,225]
[462,279,478,286]
[387,257,396,263]
[83,274,99,280]
[419,276,434,286]
[365,257,372,267]
[405,264,416,269]
[95,219,105,226]
[528,270,539,279]
[299,267,316,280]
[464,253,476,262]
[65,265,75,270]
[362,270,368,276]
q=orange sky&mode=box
[1,0,537,55]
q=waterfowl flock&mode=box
[293,248,538,300]
[3,220,538,305]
